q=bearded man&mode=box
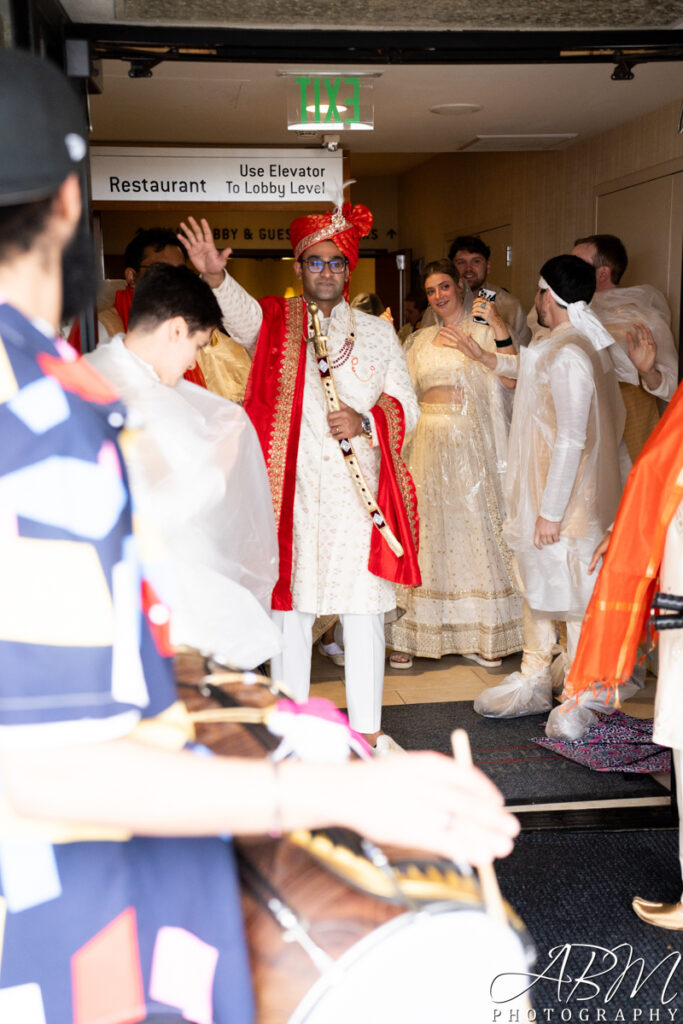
[179,209,421,753]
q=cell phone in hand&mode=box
[473,287,497,324]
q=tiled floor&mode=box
[311,646,658,720]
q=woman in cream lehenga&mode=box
[386,258,523,668]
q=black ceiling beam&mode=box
[65,24,683,66]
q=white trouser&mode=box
[270,609,386,734]
[519,600,582,676]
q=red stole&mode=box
[244,296,420,611]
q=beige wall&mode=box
[397,100,683,313]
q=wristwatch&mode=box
[360,415,373,441]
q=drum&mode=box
[176,655,535,1024]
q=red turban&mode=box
[289,202,373,271]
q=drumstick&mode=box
[451,728,507,926]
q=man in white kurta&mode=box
[453,255,627,721]
[178,211,419,749]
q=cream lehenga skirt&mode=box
[386,402,523,660]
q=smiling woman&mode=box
[386,258,523,669]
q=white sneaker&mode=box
[317,640,345,667]
[373,733,404,756]
[462,653,502,668]
[473,669,553,718]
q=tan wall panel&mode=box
[398,101,683,313]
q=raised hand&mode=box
[627,321,657,375]
[627,321,663,392]
[178,216,231,282]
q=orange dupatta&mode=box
[564,379,683,702]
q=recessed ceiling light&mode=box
[430,103,482,116]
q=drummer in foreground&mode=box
[0,49,519,1024]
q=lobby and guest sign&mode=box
[99,210,395,253]
[286,76,374,131]
[90,147,344,202]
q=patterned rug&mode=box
[532,711,672,773]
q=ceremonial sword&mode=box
[307,301,404,558]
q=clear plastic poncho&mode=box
[502,325,625,619]
[590,285,676,393]
[86,336,281,668]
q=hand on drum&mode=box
[342,752,519,867]
[178,216,231,284]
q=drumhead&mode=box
[287,902,533,1024]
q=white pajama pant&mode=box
[270,609,386,734]
[519,599,582,676]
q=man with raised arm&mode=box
[572,233,678,461]
[179,210,421,753]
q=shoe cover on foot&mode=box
[474,669,553,718]
[545,703,598,740]
[546,679,641,741]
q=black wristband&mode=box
[495,336,513,349]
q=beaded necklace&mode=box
[318,305,357,369]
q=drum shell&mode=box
[177,657,533,1024]
[178,658,400,1023]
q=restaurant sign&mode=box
[90,147,344,203]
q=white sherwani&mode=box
[498,323,625,618]
[212,274,420,616]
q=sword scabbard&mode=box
[307,301,403,558]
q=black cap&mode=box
[0,48,87,206]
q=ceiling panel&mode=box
[62,0,683,30]
[88,58,683,154]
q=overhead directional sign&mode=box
[90,147,344,203]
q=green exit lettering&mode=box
[295,76,361,126]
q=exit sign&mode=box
[287,75,374,131]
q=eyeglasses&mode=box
[301,257,348,274]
